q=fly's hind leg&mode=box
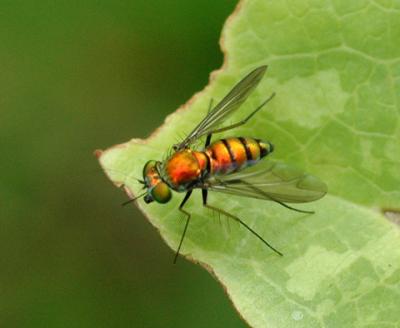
[201,189,283,257]
[205,92,275,136]
[174,190,193,263]
[240,180,315,214]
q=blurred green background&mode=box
[0,1,248,327]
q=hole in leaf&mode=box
[383,209,400,226]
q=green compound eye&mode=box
[151,182,172,204]
[143,160,157,178]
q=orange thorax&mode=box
[164,150,202,190]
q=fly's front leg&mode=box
[201,189,283,257]
[174,190,193,263]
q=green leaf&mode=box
[98,0,400,327]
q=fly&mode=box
[128,66,327,263]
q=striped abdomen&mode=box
[193,137,273,176]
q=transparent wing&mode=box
[207,160,327,203]
[174,66,268,150]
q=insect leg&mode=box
[202,191,283,257]
[206,92,275,136]
[202,188,208,204]
[205,99,214,147]
[205,134,212,147]
[174,190,193,263]
[241,180,315,214]
[271,200,314,214]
